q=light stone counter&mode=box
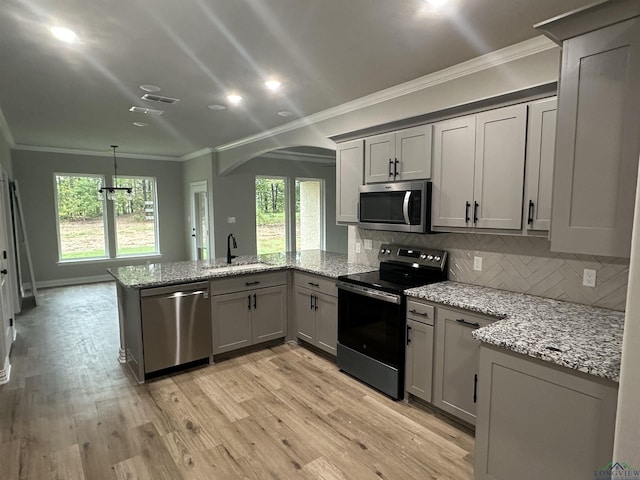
[405,281,625,382]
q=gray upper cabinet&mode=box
[336,139,363,224]
[537,5,640,257]
[524,97,557,232]
[364,125,432,184]
[432,104,527,230]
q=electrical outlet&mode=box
[583,268,597,287]
[227,216,236,224]
[474,256,483,271]
[364,239,372,250]
[355,242,361,254]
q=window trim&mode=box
[295,177,326,251]
[255,175,291,254]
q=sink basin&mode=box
[204,262,269,275]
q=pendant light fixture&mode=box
[99,145,132,201]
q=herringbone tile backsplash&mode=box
[351,228,629,311]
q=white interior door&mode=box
[0,169,14,358]
[189,181,210,261]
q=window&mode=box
[255,177,288,254]
[113,177,158,256]
[296,178,325,251]
[54,173,159,261]
[54,174,107,260]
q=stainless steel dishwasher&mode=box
[140,282,211,374]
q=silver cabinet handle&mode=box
[409,309,430,318]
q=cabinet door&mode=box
[211,291,252,354]
[551,19,640,257]
[395,125,432,181]
[474,104,527,230]
[364,132,395,183]
[405,318,434,402]
[294,286,315,343]
[525,97,557,232]
[433,307,494,425]
[432,116,476,228]
[315,292,338,355]
[336,140,364,223]
[252,285,287,344]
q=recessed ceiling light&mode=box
[265,80,282,91]
[140,84,161,93]
[133,122,148,127]
[277,111,293,117]
[227,94,243,105]
[50,26,77,44]
[208,104,227,111]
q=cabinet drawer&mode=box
[407,300,435,326]
[294,272,337,297]
[211,271,287,295]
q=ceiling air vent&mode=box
[141,93,180,104]
[129,106,164,115]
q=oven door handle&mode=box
[336,281,401,304]
[402,191,411,225]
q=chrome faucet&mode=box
[227,233,237,264]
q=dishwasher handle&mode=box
[140,282,209,298]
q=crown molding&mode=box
[0,107,15,148]
[259,148,335,163]
[12,144,180,161]
[180,147,214,161]
[215,35,557,153]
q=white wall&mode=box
[11,149,187,285]
[613,161,640,465]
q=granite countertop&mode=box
[405,281,625,382]
[107,250,375,289]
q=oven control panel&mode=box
[379,244,447,270]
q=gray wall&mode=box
[12,149,187,284]
[211,155,347,258]
[182,152,214,258]
[0,128,11,178]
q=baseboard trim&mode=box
[0,359,11,385]
[23,274,114,290]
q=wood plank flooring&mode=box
[0,282,474,479]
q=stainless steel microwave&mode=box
[358,181,431,233]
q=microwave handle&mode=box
[403,191,411,224]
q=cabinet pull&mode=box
[389,159,394,177]
[308,282,320,287]
[527,200,534,225]
[406,324,411,344]
[253,293,257,309]
[456,318,480,328]
[473,201,479,223]
[314,295,318,311]
[247,294,251,310]
[465,201,471,223]
[310,294,314,310]
[394,158,399,178]
[473,374,478,403]
[245,281,260,286]
[409,309,430,318]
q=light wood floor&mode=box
[0,282,474,479]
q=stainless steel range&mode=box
[336,244,448,399]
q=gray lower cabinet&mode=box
[211,272,287,355]
[475,345,618,480]
[433,307,495,425]
[405,300,435,402]
[294,272,338,355]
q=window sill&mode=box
[57,253,162,266]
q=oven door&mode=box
[336,282,404,368]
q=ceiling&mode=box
[0,0,594,159]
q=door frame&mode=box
[189,181,210,261]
